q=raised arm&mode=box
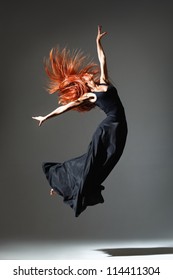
[32,93,96,126]
[96,25,109,84]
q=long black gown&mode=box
[42,84,127,217]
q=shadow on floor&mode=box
[96,247,173,257]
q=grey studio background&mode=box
[0,0,173,250]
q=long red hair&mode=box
[44,47,100,112]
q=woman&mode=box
[32,26,127,217]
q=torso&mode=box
[91,84,126,120]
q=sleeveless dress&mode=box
[42,84,127,217]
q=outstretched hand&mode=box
[97,25,107,41]
[32,116,46,126]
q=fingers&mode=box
[50,189,57,196]
[97,25,107,38]
[98,25,102,35]
[39,120,43,126]
[32,116,40,121]
[32,116,43,126]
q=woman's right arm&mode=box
[96,25,109,84]
[32,101,78,126]
[32,93,96,126]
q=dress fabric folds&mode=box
[42,84,127,217]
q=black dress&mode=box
[42,84,127,217]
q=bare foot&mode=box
[50,188,57,196]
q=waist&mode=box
[106,107,126,118]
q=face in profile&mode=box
[82,73,95,89]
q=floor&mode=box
[1,239,173,260]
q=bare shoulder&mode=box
[77,92,97,103]
[85,92,97,103]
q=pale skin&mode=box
[32,25,109,196]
